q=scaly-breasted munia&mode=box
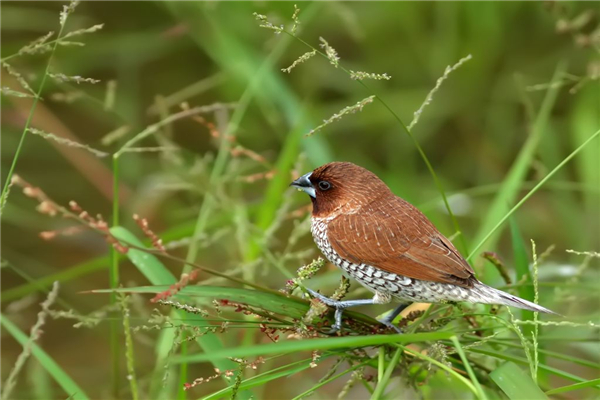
[291,162,557,332]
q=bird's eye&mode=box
[318,181,332,191]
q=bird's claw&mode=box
[305,288,345,333]
[305,288,338,306]
[377,318,402,333]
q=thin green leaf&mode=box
[490,362,547,400]
[110,226,176,285]
[468,348,598,387]
[89,285,310,320]
[545,378,600,396]
[370,348,403,400]
[451,336,489,400]
[509,219,534,328]
[175,332,453,363]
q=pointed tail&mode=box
[472,283,560,315]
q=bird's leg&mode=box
[377,303,410,333]
[305,288,391,333]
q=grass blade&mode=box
[174,332,453,363]
[451,336,488,400]
[90,285,310,320]
[509,219,534,328]
[545,378,600,396]
[110,227,177,285]
[370,348,402,400]
[468,348,597,387]
[490,362,547,400]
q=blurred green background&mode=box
[2,1,599,399]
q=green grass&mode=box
[2,2,599,399]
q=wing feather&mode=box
[327,196,476,288]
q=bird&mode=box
[290,161,557,333]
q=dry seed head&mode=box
[306,96,375,137]
[291,4,301,35]
[349,70,392,81]
[39,231,58,240]
[282,50,317,74]
[319,37,340,67]
[36,201,57,216]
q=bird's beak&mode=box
[290,172,316,198]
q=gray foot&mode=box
[305,288,393,333]
[376,303,409,333]
[305,288,345,333]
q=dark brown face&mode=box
[290,162,392,217]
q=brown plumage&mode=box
[291,161,557,332]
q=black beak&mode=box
[290,172,316,198]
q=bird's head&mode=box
[290,162,392,217]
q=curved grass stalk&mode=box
[468,128,600,259]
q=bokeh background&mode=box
[2,1,599,399]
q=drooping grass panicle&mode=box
[253,12,284,34]
[1,282,60,400]
[282,50,317,73]
[157,300,209,317]
[566,249,600,258]
[16,31,55,57]
[46,303,121,329]
[291,4,301,35]
[49,73,101,85]
[150,270,200,303]
[133,213,166,252]
[319,37,340,68]
[409,54,472,130]
[184,357,266,391]
[1,87,36,98]
[60,1,80,27]
[27,128,109,158]
[306,95,375,136]
[118,293,139,400]
[1,23,102,63]
[505,308,536,380]
[349,70,392,81]
[63,24,104,39]
[2,61,36,96]
[530,239,540,383]
[338,367,365,400]
[513,320,600,328]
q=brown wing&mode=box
[327,195,476,288]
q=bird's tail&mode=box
[471,283,559,315]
